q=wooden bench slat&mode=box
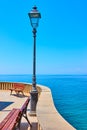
[7,118,18,130]
[1,109,20,130]
[4,110,21,130]
[0,109,17,129]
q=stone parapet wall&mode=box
[36,84,76,130]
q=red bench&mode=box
[0,97,32,130]
[18,96,32,128]
[9,83,25,95]
[0,108,21,130]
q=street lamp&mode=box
[28,6,41,115]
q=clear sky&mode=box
[0,0,87,74]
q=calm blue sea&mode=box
[0,74,87,130]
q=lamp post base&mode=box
[29,111,37,116]
[29,90,38,116]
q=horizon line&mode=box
[0,74,87,75]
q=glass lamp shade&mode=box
[28,6,41,29]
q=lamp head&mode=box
[28,6,41,29]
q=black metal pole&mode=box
[30,28,38,116]
[32,28,37,91]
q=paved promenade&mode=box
[0,87,76,130]
[0,90,37,130]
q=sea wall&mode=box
[36,85,76,130]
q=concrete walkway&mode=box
[0,90,38,130]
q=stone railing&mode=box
[36,85,76,130]
[0,82,41,95]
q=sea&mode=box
[0,74,87,130]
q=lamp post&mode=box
[28,6,41,115]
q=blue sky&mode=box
[0,0,87,74]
